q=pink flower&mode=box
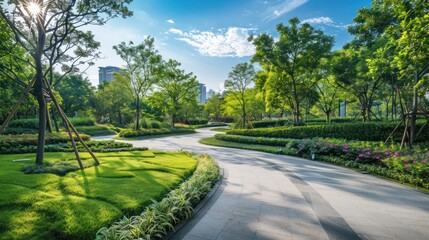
[405,164,410,169]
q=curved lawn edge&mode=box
[95,153,221,240]
[200,137,429,193]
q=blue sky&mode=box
[86,0,373,91]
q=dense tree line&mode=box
[1,0,429,164]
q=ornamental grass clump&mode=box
[96,154,220,240]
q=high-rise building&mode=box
[198,83,207,103]
[98,66,120,85]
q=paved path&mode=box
[95,128,429,240]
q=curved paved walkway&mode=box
[95,128,429,240]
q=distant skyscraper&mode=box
[98,66,120,85]
[198,83,207,103]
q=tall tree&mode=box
[331,48,386,121]
[224,62,255,128]
[113,36,162,130]
[250,17,334,125]
[0,0,132,165]
[204,93,225,121]
[93,76,132,124]
[157,59,198,126]
[385,0,429,144]
[55,74,95,115]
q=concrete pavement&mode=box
[95,128,429,240]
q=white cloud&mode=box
[264,0,309,21]
[167,28,184,35]
[302,16,348,28]
[302,16,334,25]
[166,19,175,24]
[168,27,256,58]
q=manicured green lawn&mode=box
[0,151,197,240]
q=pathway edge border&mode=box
[164,166,225,240]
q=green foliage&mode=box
[250,17,334,124]
[215,134,291,147]
[96,154,220,240]
[7,118,39,129]
[0,151,197,240]
[182,119,209,125]
[157,59,199,125]
[76,126,117,136]
[55,74,96,114]
[251,119,291,128]
[119,128,195,138]
[0,132,90,148]
[0,138,140,154]
[67,117,96,126]
[228,122,429,142]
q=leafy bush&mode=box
[251,119,291,128]
[7,118,39,129]
[0,139,145,154]
[228,122,429,142]
[67,117,96,126]
[0,132,90,148]
[215,134,291,146]
[96,154,221,240]
[76,126,116,136]
[182,119,209,125]
[119,128,195,138]
[2,127,39,134]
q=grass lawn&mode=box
[0,151,197,240]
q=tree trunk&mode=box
[118,108,122,125]
[242,104,246,129]
[46,106,52,133]
[409,85,419,145]
[135,96,140,130]
[326,111,331,124]
[52,107,60,132]
[35,71,47,166]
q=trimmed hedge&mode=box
[228,122,429,142]
[7,118,39,129]
[182,119,209,125]
[0,132,90,146]
[1,140,148,154]
[251,119,291,128]
[215,134,291,147]
[119,128,195,138]
[66,117,96,126]
[76,126,116,136]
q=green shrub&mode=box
[67,117,96,126]
[183,119,209,125]
[76,126,116,136]
[228,122,429,142]
[0,132,90,148]
[215,134,291,146]
[2,127,39,134]
[8,118,39,129]
[119,128,195,138]
[251,119,291,128]
[0,139,141,154]
[96,154,220,240]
